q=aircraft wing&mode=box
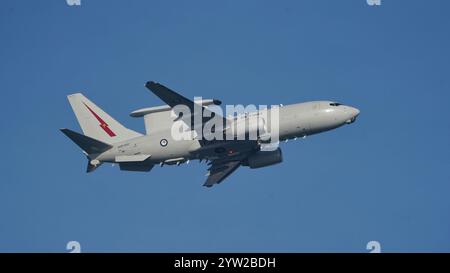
[203,160,241,187]
[145,81,228,133]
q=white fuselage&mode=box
[97,101,359,164]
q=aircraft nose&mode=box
[351,107,360,118]
[345,106,360,124]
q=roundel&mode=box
[160,139,168,147]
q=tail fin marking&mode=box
[67,93,142,143]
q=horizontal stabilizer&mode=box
[60,128,112,155]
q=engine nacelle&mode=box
[245,148,283,169]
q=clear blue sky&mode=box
[1,0,449,252]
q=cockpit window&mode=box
[329,102,342,106]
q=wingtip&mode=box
[59,128,74,137]
[67,93,83,98]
